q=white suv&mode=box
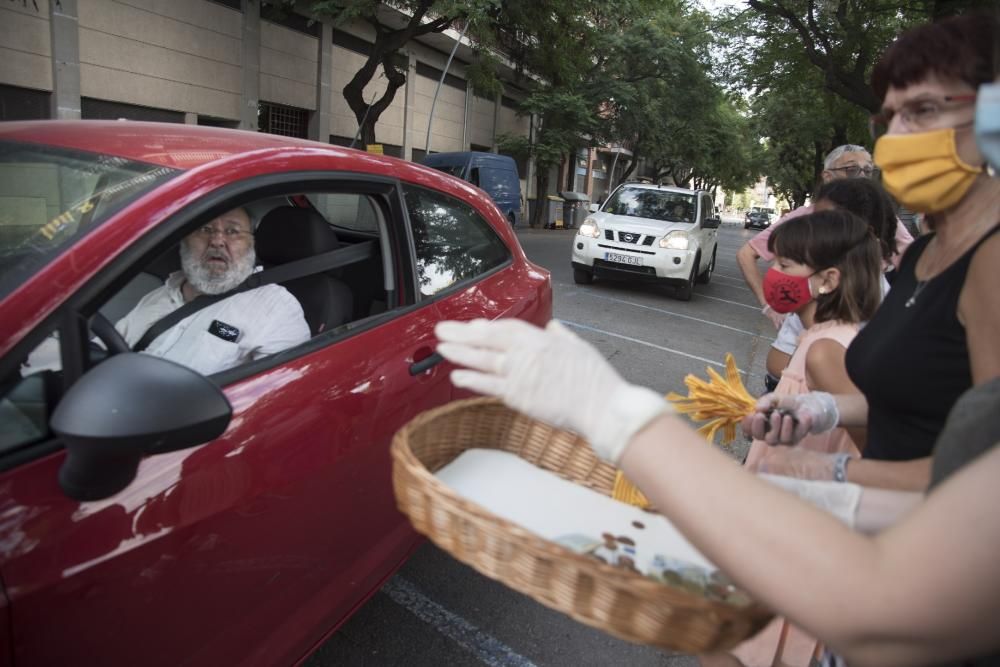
[570,183,720,300]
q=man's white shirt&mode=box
[116,272,310,376]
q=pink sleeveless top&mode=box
[744,320,861,468]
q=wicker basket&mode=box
[390,397,773,653]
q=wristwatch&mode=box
[832,453,853,483]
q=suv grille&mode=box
[605,230,653,245]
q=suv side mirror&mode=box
[588,203,600,213]
[703,217,721,229]
[51,353,232,501]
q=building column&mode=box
[240,0,261,131]
[402,51,416,160]
[308,21,332,142]
[49,0,81,119]
[184,113,197,124]
[583,147,595,195]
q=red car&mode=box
[0,121,551,667]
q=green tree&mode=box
[498,0,672,227]
[299,0,504,146]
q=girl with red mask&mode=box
[734,209,882,667]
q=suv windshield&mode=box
[0,141,178,300]
[603,187,697,223]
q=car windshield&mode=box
[603,187,696,223]
[429,164,465,178]
[0,141,178,300]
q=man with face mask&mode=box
[115,207,310,376]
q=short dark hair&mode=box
[814,178,898,263]
[768,210,882,324]
[871,13,997,102]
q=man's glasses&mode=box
[869,94,977,139]
[195,225,253,240]
[826,165,875,178]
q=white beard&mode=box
[180,243,256,295]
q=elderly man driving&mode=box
[116,207,310,375]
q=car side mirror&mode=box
[703,217,721,229]
[50,353,232,501]
[588,203,600,213]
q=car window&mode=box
[403,184,510,297]
[306,193,379,233]
[701,195,714,222]
[603,187,697,223]
[0,141,179,301]
[1,334,61,453]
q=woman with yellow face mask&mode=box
[744,13,999,494]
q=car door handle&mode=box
[409,351,444,376]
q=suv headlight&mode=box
[578,219,601,238]
[659,231,689,250]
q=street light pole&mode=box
[425,20,469,155]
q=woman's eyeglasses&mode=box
[869,94,977,139]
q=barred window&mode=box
[258,102,309,139]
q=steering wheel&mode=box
[90,312,131,355]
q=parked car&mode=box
[744,210,773,230]
[570,183,720,300]
[0,120,551,667]
[420,151,523,227]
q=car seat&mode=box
[255,206,353,335]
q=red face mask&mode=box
[763,267,814,314]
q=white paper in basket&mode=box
[434,448,715,575]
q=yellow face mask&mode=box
[874,127,983,213]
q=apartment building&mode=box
[0,0,540,197]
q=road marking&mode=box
[697,294,762,310]
[708,281,753,292]
[712,272,746,282]
[570,291,760,337]
[560,319,747,373]
[383,577,538,667]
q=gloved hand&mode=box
[746,445,847,481]
[741,391,839,444]
[758,473,862,529]
[762,304,786,330]
[435,318,670,464]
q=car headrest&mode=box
[255,206,340,265]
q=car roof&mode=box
[616,182,701,195]
[0,120,364,170]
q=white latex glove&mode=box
[762,304,786,329]
[758,473,862,529]
[748,446,842,481]
[741,391,840,445]
[435,318,670,464]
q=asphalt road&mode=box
[307,220,774,667]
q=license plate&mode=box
[605,251,643,266]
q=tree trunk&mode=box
[344,46,406,147]
[532,168,551,228]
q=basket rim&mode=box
[390,396,773,618]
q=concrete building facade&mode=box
[0,0,542,201]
